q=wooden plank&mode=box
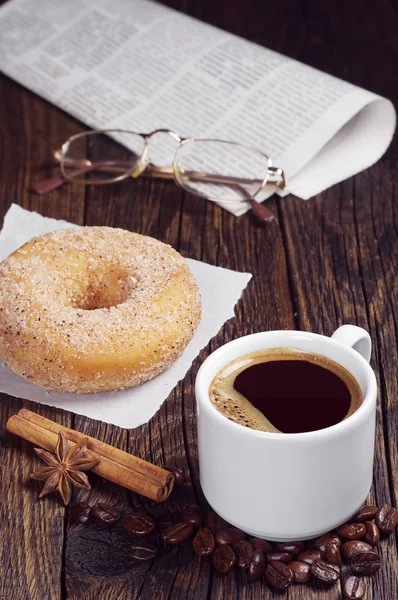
[64,179,190,599]
[0,77,86,600]
[279,173,398,599]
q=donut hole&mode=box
[72,273,131,310]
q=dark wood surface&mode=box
[0,0,397,598]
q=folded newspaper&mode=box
[0,0,395,215]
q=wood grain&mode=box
[0,0,397,598]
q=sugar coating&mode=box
[0,227,202,393]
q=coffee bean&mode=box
[129,540,158,563]
[364,520,380,546]
[335,523,366,540]
[233,539,253,568]
[275,542,304,556]
[163,465,186,486]
[91,504,121,526]
[341,540,373,561]
[161,521,194,544]
[124,513,155,537]
[248,549,266,582]
[264,561,293,591]
[350,550,381,575]
[182,504,202,528]
[207,511,230,533]
[266,552,293,564]
[288,560,311,583]
[314,533,342,552]
[250,537,272,553]
[297,550,324,565]
[343,575,366,599]
[352,505,378,523]
[192,528,215,556]
[69,502,92,525]
[215,527,244,545]
[212,544,236,574]
[325,542,342,566]
[310,559,340,585]
[375,503,398,535]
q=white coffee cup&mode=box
[195,325,377,541]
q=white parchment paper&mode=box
[0,204,252,428]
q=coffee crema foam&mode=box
[209,348,362,433]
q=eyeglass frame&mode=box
[32,129,286,220]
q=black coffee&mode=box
[209,349,362,434]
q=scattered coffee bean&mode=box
[69,502,92,525]
[341,540,373,561]
[325,542,342,566]
[124,513,155,537]
[207,511,230,533]
[343,575,366,599]
[161,521,194,544]
[266,552,292,564]
[335,523,366,540]
[310,559,340,585]
[163,465,186,486]
[352,505,378,523]
[182,504,202,528]
[288,560,311,583]
[192,528,215,556]
[250,537,272,553]
[233,539,253,568]
[66,501,396,586]
[91,504,121,526]
[314,533,342,552]
[129,540,158,563]
[248,549,266,582]
[364,520,380,546]
[264,561,293,591]
[297,550,324,565]
[275,542,304,556]
[212,544,237,574]
[350,550,381,575]
[375,503,398,535]
[215,527,244,545]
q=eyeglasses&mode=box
[31,129,286,222]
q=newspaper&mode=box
[0,0,395,215]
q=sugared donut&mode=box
[0,227,201,393]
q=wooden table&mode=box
[0,1,397,598]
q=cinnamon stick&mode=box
[18,409,172,488]
[6,413,174,502]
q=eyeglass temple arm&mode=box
[31,152,285,195]
[31,155,155,194]
[146,165,285,189]
[31,159,134,194]
[55,151,286,188]
[143,167,276,221]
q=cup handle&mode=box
[331,325,371,363]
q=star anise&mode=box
[30,432,99,505]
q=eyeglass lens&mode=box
[174,140,269,202]
[61,131,146,183]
